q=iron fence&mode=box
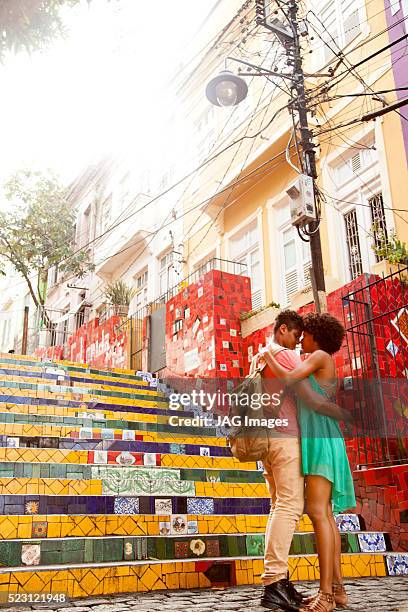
[342,265,408,466]
[127,258,247,371]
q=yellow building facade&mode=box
[177,0,408,310]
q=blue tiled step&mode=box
[0,495,270,515]
[0,437,232,456]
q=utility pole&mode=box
[286,0,326,312]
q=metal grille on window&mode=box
[369,193,388,262]
[344,209,363,279]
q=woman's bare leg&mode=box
[305,475,334,594]
[328,506,343,584]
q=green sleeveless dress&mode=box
[297,375,356,513]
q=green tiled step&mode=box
[0,463,264,484]
[0,532,389,568]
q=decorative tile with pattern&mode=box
[113,497,140,514]
[386,554,408,576]
[335,514,360,532]
[358,533,387,553]
[187,497,214,514]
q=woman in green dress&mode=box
[262,312,356,612]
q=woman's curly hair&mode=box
[303,312,345,355]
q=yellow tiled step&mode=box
[0,554,388,599]
[0,373,165,398]
[0,422,227,446]
[0,353,138,377]
[0,478,267,497]
[0,447,257,471]
[0,514,313,540]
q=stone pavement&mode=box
[1,578,407,612]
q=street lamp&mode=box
[205,70,248,107]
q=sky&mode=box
[0,0,216,189]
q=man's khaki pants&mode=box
[261,436,304,585]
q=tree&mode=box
[0,0,83,62]
[0,169,94,325]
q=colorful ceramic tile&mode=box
[188,520,198,535]
[189,538,206,557]
[206,470,220,483]
[122,430,136,441]
[25,501,39,515]
[6,437,19,448]
[21,544,41,566]
[143,453,157,466]
[124,540,134,560]
[335,514,360,532]
[32,521,48,538]
[386,340,399,356]
[246,534,265,556]
[187,498,214,515]
[205,539,220,557]
[79,428,93,439]
[113,497,140,515]
[386,554,408,576]
[174,541,189,558]
[116,451,136,465]
[358,533,386,553]
[159,521,171,536]
[169,443,185,455]
[94,450,108,464]
[155,498,172,515]
[170,514,188,535]
[101,428,114,440]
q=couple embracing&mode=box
[255,310,356,612]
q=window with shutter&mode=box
[281,226,311,305]
[344,209,363,279]
[318,0,362,64]
[369,193,388,262]
[230,222,263,308]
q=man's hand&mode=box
[293,379,354,422]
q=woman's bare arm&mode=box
[260,349,327,385]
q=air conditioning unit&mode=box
[287,175,316,227]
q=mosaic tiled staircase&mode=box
[0,353,406,600]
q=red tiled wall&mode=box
[165,270,251,377]
[354,464,408,551]
[68,316,128,369]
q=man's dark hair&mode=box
[274,309,304,334]
[303,312,345,355]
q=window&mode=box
[100,196,112,232]
[281,226,311,305]
[319,0,362,64]
[159,251,174,296]
[369,193,388,262]
[230,223,263,309]
[196,107,216,162]
[135,269,148,310]
[344,209,363,279]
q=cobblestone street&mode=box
[0,578,406,612]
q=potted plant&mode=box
[372,225,408,277]
[103,280,136,317]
